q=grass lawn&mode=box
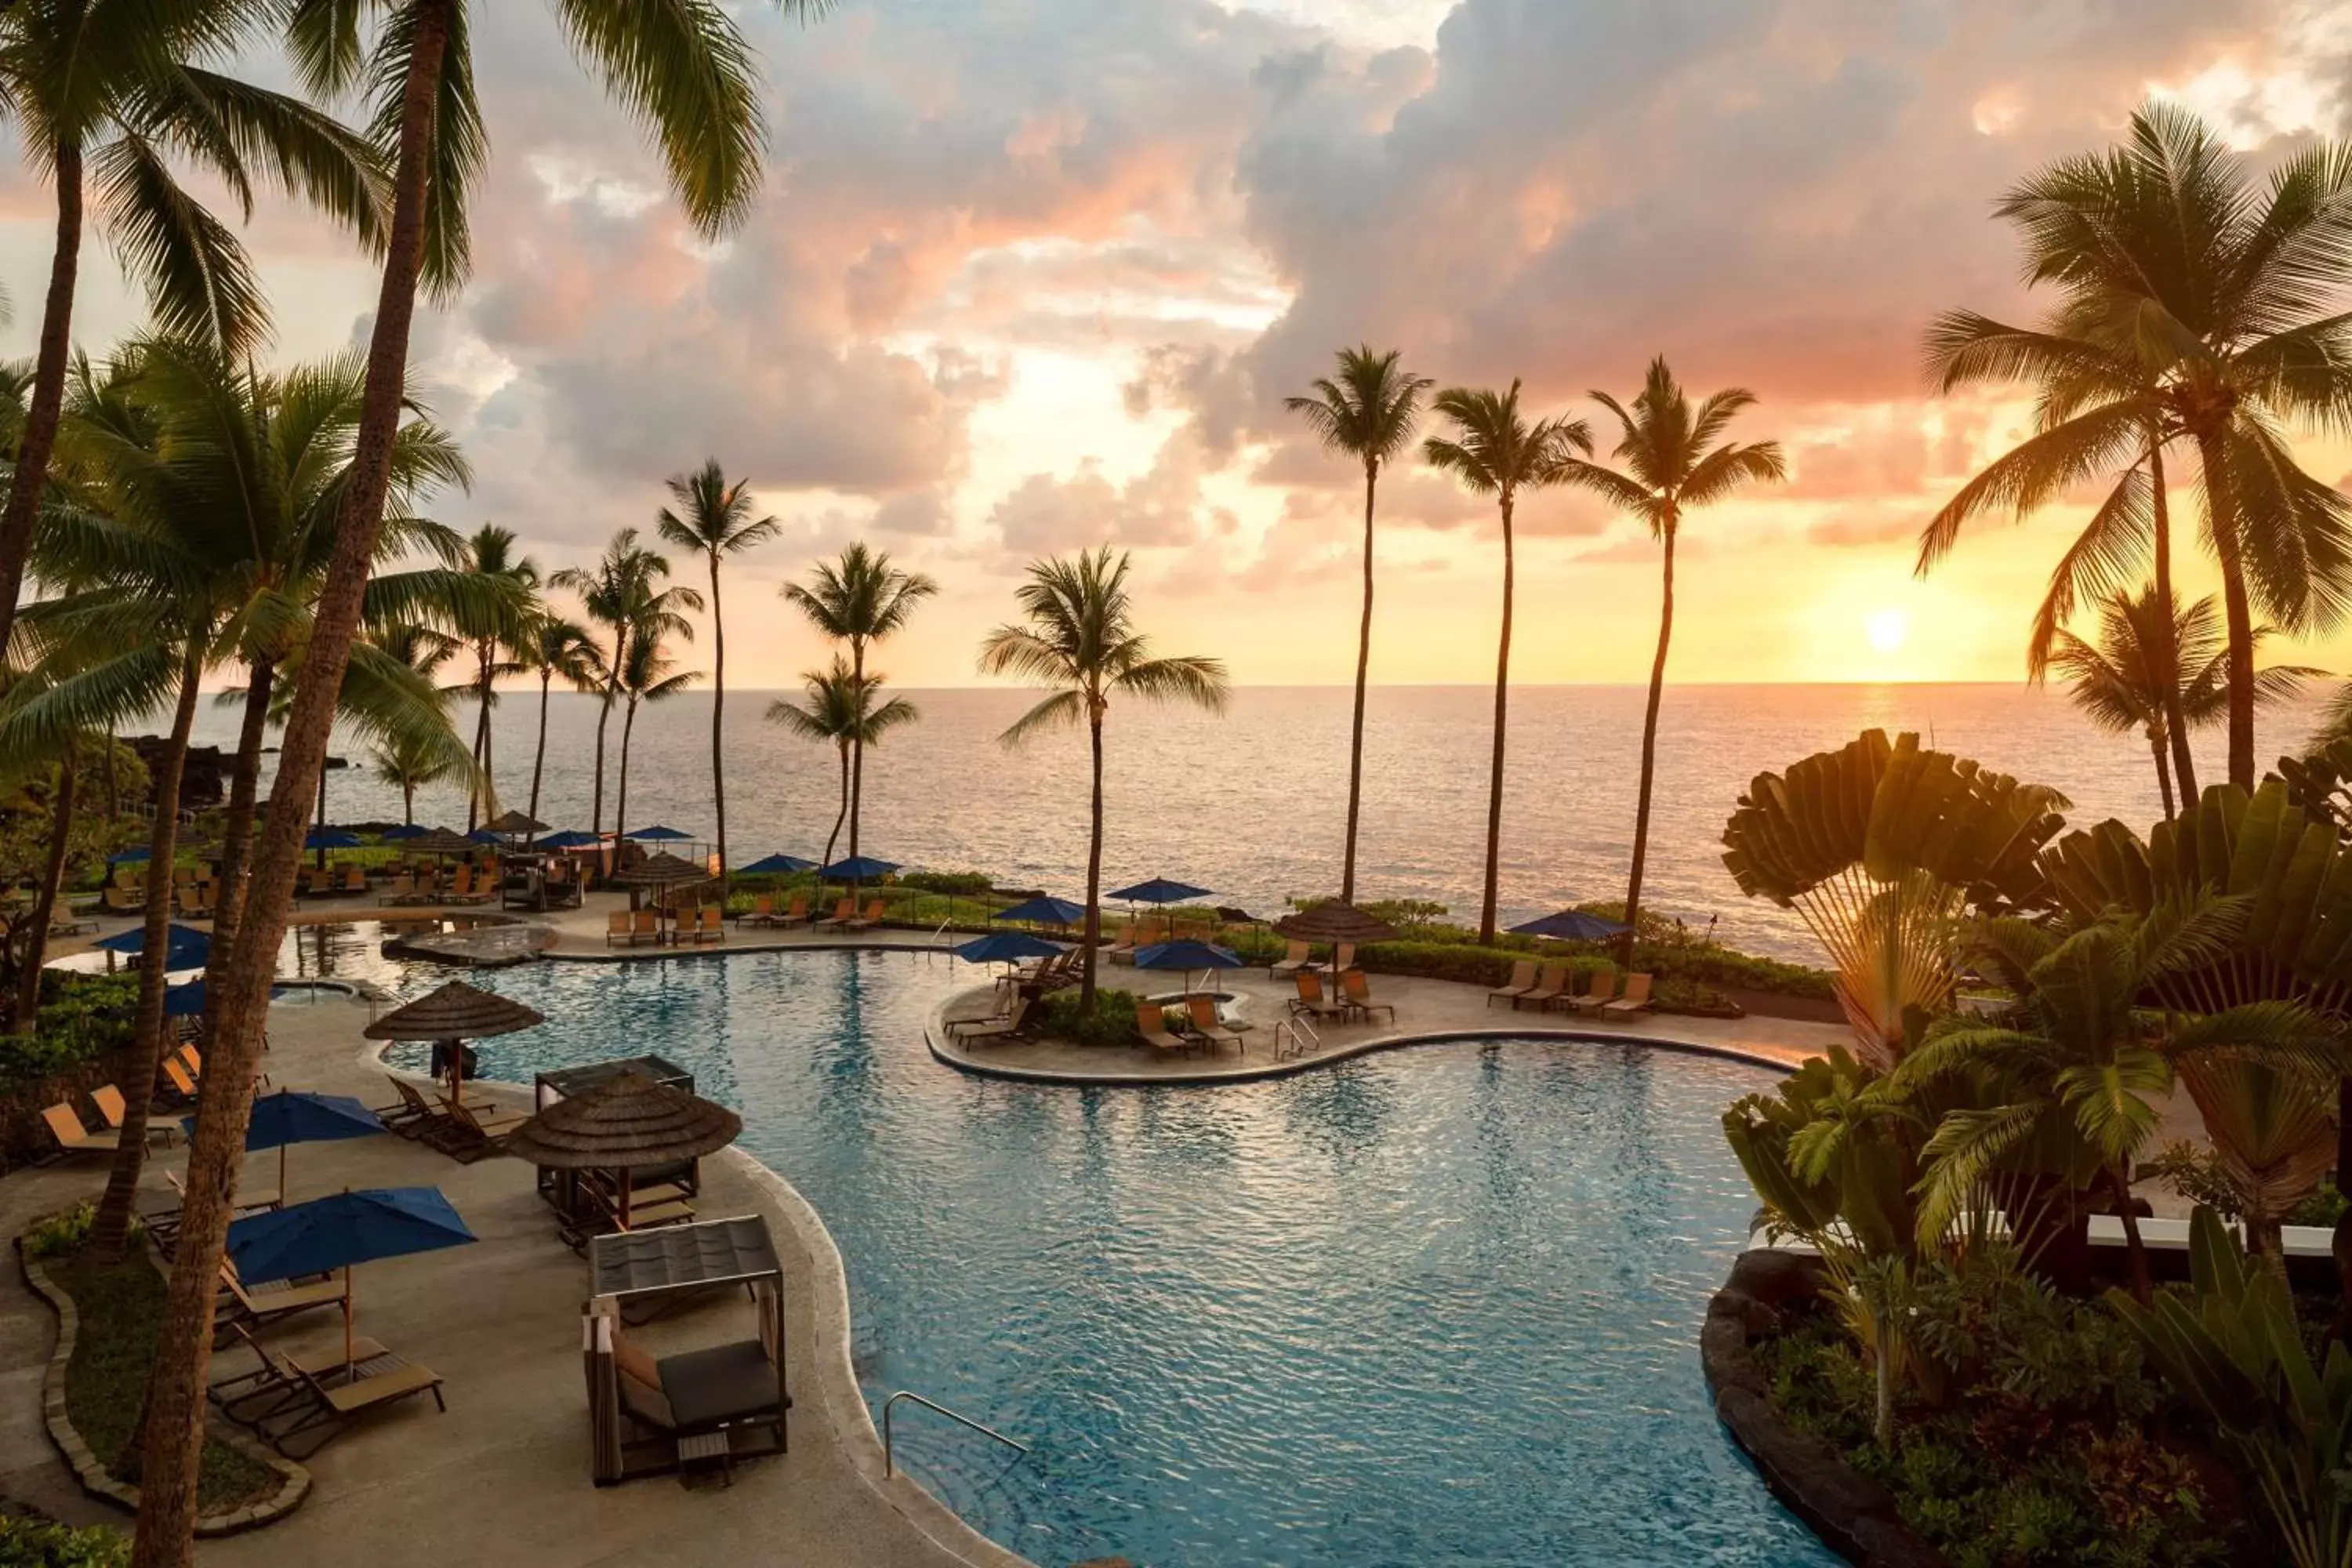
[50,1254,279,1514]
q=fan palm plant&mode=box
[1556,358,1784,962]
[2052,586,2315,818]
[766,656,916,877]
[446,523,539,829]
[1919,103,2352,790]
[978,546,1228,1009]
[366,622,459,822]
[0,2,391,658]
[1284,346,1430,904]
[784,543,935,871]
[1422,380,1591,944]
[658,458,778,885]
[519,614,603,828]
[612,625,696,846]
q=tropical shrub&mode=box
[902,870,993,897]
[0,1515,130,1568]
[1036,988,1152,1049]
[24,1200,142,1260]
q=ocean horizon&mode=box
[174,681,2330,965]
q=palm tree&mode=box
[658,458,778,887]
[1556,358,1784,962]
[612,625,697,847]
[1896,907,2338,1298]
[519,614,603,829]
[1284,347,1430,905]
[1423,380,1591,944]
[2052,586,2316,818]
[550,530,699,844]
[1920,103,2352,790]
[0,2,388,659]
[784,544,935,871]
[978,546,1229,1009]
[448,524,539,829]
[367,622,459,822]
[767,656,917,876]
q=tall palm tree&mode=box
[550,529,699,844]
[447,524,539,829]
[519,614,603,829]
[0,2,388,659]
[612,625,696,846]
[1423,381,1591,944]
[1284,346,1429,905]
[1557,358,1784,961]
[978,546,1229,1009]
[784,544,935,870]
[658,458,777,886]
[1920,103,2352,791]
[366,622,459,822]
[767,656,916,876]
[2051,586,2314,818]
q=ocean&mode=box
[182,684,2330,964]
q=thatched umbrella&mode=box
[1273,900,1400,946]
[481,808,549,839]
[400,826,477,857]
[611,850,704,885]
[504,1073,741,1226]
[363,980,546,1109]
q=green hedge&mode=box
[0,1515,129,1568]
[1222,929,1833,1000]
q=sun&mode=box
[1866,608,1909,656]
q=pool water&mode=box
[383,950,1836,1568]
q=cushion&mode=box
[656,1340,782,1429]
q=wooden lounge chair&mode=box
[441,1096,525,1161]
[839,898,886,932]
[1601,972,1655,1017]
[215,1260,346,1341]
[89,1084,174,1147]
[341,866,368,895]
[606,909,633,946]
[1514,963,1570,1011]
[41,1102,120,1158]
[167,1168,279,1214]
[1333,943,1358,974]
[1486,960,1539,1008]
[211,1323,387,1414]
[1105,921,1142,966]
[162,1058,203,1103]
[1269,940,1313,980]
[1185,996,1246,1054]
[775,893,811,927]
[811,897,856,931]
[100,883,143,914]
[1340,970,1395,1025]
[1289,971,1352,1024]
[370,1075,434,1135]
[1555,966,1617,1014]
[632,908,661,946]
[950,997,1032,1047]
[691,906,725,944]
[385,1079,459,1146]
[233,1333,445,1458]
[379,873,415,906]
[1134,1001,1200,1058]
[737,895,775,927]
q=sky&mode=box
[3,0,2351,689]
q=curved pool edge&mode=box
[924,987,1809,1086]
[355,1037,1037,1568]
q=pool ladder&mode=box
[882,1391,1029,1478]
[1273,1012,1319,1060]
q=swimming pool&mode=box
[384,949,1836,1567]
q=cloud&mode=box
[984,431,1240,555]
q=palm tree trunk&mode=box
[528,673,553,825]
[590,667,618,842]
[1081,705,1105,1011]
[466,655,492,829]
[1478,494,1515,946]
[0,137,83,658]
[2151,731,2176,820]
[201,660,277,1044]
[1622,514,1676,965]
[403,780,415,826]
[15,740,76,1030]
[2108,1162,2152,1305]
[2195,429,2256,790]
[848,641,866,862]
[1342,458,1377,904]
[616,699,637,847]
[132,7,452,1560]
[709,554,727,888]
[91,643,202,1263]
[820,742,849,875]
[2150,445,2198,804]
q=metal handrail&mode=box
[882,1391,1029,1477]
[1275,1012,1319,1060]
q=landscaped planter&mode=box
[1700,1249,1947,1568]
[17,1237,309,1536]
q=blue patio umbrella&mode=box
[1509,909,1630,942]
[954,931,1066,966]
[993,895,1087,927]
[95,923,210,970]
[184,1087,383,1198]
[536,829,601,850]
[466,828,505,844]
[822,855,899,883]
[107,846,151,865]
[304,827,361,850]
[626,825,692,841]
[381,823,430,840]
[1108,877,1211,906]
[161,978,286,1016]
[739,852,818,877]
[227,1187,476,1371]
[1134,938,1243,996]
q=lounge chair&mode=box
[1486,960,1539,1008]
[775,894,811,927]
[1340,970,1394,1025]
[379,873,416,906]
[1333,943,1357,974]
[811,898,857,931]
[211,1322,387,1414]
[632,908,661,946]
[441,1096,525,1161]
[1555,966,1617,1014]
[385,1079,460,1147]
[215,1259,347,1341]
[40,1102,120,1158]
[608,1318,788,1471]
[1105,922,1143,966]
[1269,940,1313,980]
[89,1084,173,1147]
[167,1168,280,1214]
[226,1330,445,1458]
[1185,996,1245,1054]
[839,898,886,932]
[691,907,725,944]
[1601,972,1655,1017]
[737,895,775,927]
[1134,1001,1200,1058]
[339,866,368,895]
[1289,971,1352,1024]
[162,1058,203,1102]
[371,1075,435,1135]
[606,909,633,946]
[950,997,1032,1047]
[100,883,143,914]
[1514,962,1570,1011]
